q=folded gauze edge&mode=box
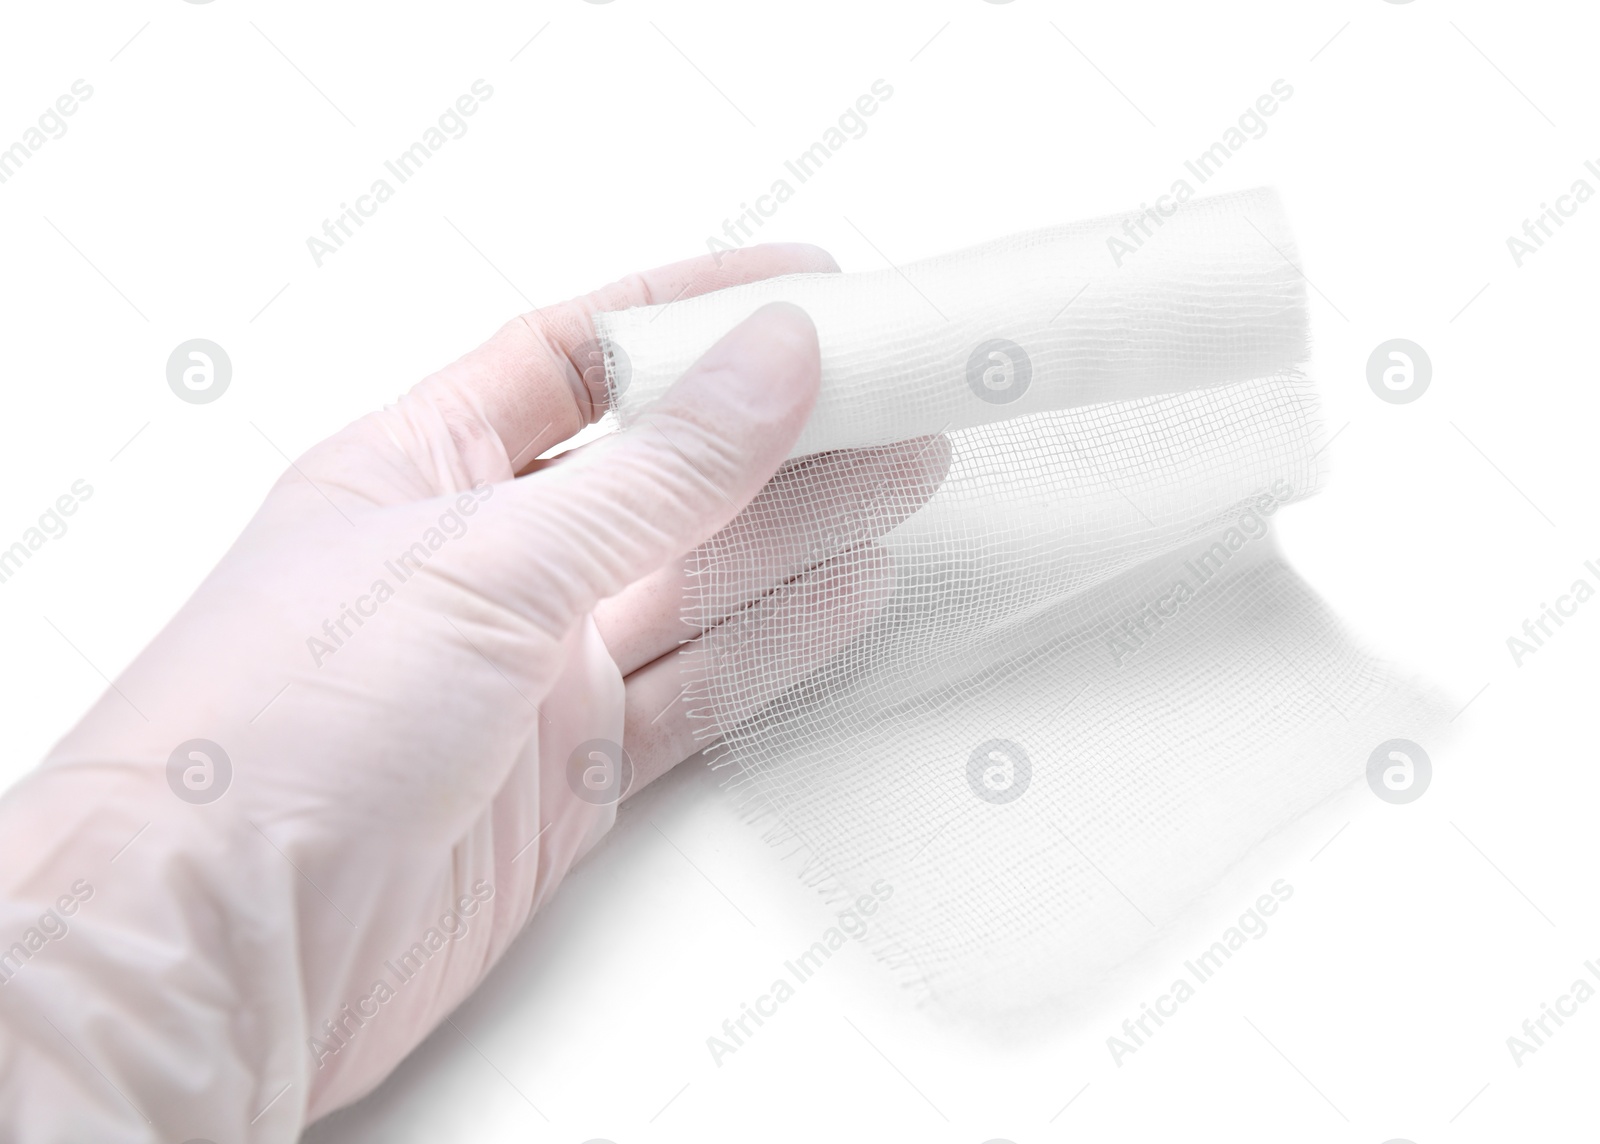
[596,187,1448,1015]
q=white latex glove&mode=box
[0,244,949,1142]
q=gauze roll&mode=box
[597,188,1445,1012]
[601,187,1307,458]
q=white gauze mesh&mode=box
[596,188,1444,1012]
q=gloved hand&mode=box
[0,243,950,1142]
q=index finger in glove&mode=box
[410,243,840,472]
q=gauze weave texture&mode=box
[596,188,1442,1011]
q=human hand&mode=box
[0,243,950,1141]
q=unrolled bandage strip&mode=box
[597,188,1444,1011]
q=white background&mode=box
[1,1,1596,1140]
